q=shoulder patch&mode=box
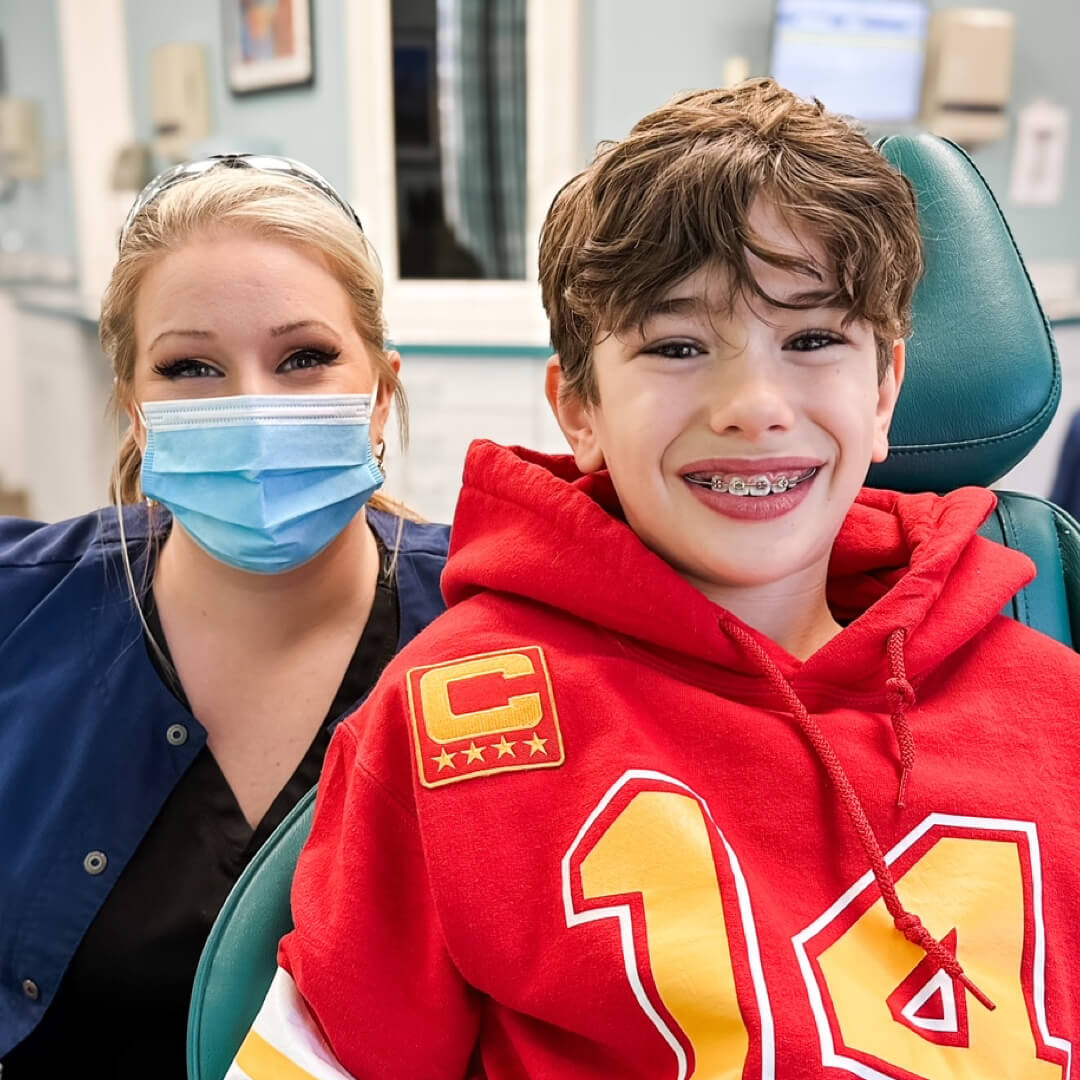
[407,646,565,788]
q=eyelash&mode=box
[786,330,844,351]
[644,330,844,360]
[152,347,343,380]
[279,347,342,372]
[645,341,704,360]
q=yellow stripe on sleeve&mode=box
[234,1029,323,1080]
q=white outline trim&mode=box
[561,769,775,1080]
[791,813,1072,1080]
[899,968,957,1034]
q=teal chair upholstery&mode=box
[188,786,316,1080]
[867,135,1080,648]
[186,133,1080,1080]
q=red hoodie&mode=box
[244,441,1080,1080]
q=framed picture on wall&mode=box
[224,0,314,94]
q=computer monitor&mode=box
[769,0,930,124]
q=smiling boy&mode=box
[551,199,903,659]
[230,79,1080,1078]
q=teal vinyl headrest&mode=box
[866,134,1059,493]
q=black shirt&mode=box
[5,533,400,1078]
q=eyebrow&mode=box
[148,328,214,352]
[148,319,341,352]
[776,288,846,309]
[639,288,846,324]
[269,319,340,338]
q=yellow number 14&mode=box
[564,773,1071,1080]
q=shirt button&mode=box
[166,723,188,746]
[83,850,107,875]
[22,978,40,1001]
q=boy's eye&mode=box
[645,341,704,360]
[278,347,342,373]
[786,330,844,352]
[152,358,223,379]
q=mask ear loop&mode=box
[370,378,387,470]
[367,374,404,577]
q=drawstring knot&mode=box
[886,629,916,809]
[885,676,916,709]
[892,911,925,939]
[721,618,995,1016]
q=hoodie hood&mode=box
[445,441,1035,694]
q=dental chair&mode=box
[186,132,1079,1080]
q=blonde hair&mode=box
[540,78,924,401]
[101,166,415,519]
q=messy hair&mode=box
[540,78,924,400]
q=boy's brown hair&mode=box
[540,78,924,401]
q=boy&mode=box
[230,79,1080,1078]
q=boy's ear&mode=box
[871,339,906,464]
[544,355,605,473]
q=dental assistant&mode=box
[0,156,449,1078]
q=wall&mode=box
[123,0,350,194]
[5,0,1080,521]
[5,0,1077,279]
[0,0,76,261]
[585,0,1080,265]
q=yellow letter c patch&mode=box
[407,646,564,788]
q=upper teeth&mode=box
[687,468,817,496]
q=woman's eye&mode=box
[787,330,844,352]
[152,359,222,379]
[279,347,342,373]
[646,341,704,360]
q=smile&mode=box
[683,467,819,497]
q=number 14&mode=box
[562,770,1071,1080]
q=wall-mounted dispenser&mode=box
[0,98,44,181]
[921,9,1015,146]
[150,42,211,160]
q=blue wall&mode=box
[0,0,76,259]
[123,0,350,195]
[2,0,1078,274]
[586,0,1080,264]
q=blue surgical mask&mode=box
[139,393,384,574]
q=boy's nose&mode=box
[706,367,797,439]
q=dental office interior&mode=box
[0,0,1078,529]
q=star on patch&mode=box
[526,733,548,756]
[463,741,486,764]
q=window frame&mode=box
[344,0,583,346]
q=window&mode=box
[393,0,527,281]
[344,0,581,344]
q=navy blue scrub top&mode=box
[0,504,450,1072]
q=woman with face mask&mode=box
[0,156,449,1077]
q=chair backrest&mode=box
[868,134,1080,649]
[188,786,316,1080]
[186,133,1080,1080]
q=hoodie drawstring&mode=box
[723,620,995,1013]
[885,629,917,809]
